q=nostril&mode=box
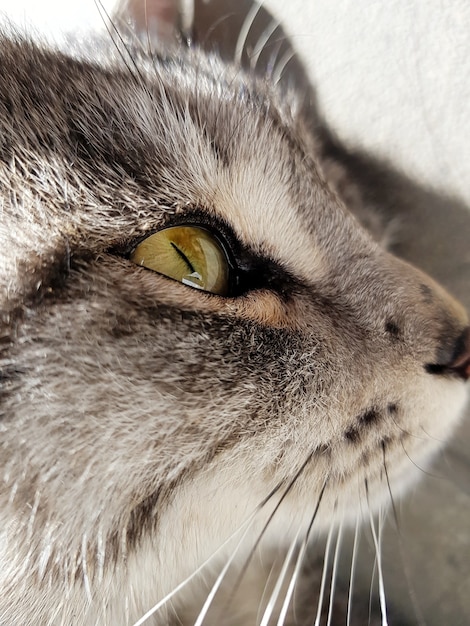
[426,327,470,381]
[449,327,470,381]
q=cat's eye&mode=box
[130,226,231,295]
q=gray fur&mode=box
[0,25,468,626]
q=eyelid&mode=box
[115,213,296,298]
[118,211,237,256]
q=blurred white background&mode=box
[269,0,470,207]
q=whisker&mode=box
[94,0,152,93]
[143,0,158,64]
[326,518,344,626]
[219,451,319,619]
[389,414,429,441]
[179,0,194,45]
[347,515,361,626]
[272,49,295,87]
[192,516,263,626]
[131,481,283,626]
[313,518,334,626]
[258,529,301,626]
[198,12,236,50]
[365,480,388,626]
[368,560,376,626]
[381,441,398,524]
[383,447,426,626]
[94,0,137,76]
[420,424,451,445]
[400,440,446,480]
[406,435,470,497]
[249,17,280,71]
[265,39,284,80]
[234,1,264,67]
[277,480,328,626]
[113,0,149,54]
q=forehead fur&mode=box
[0,35,362,292]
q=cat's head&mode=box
[0,24,468,625]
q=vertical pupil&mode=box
[129,225,230,296]
[170,242,195,273]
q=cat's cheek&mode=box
[404,374,469,450]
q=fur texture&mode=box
[0,15,469,626]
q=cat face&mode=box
[0,35,468,624]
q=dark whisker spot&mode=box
[380,436,392,449]
[345,426,360,443]
[359,407,380,425]
[387,403,398,415]
[385,319,401,340]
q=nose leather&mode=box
[448,326,470,381]
[426,326,470,381]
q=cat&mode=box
[0,1,469,624]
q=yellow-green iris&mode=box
[130,226,230,295]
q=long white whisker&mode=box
[347,515,361,626]
[366,483,388,626]
[265,39,283,80]
[217,452,319,621]
[378,506,385,556]
[378,508,388,621]
[259,529,301,626]
[368,550,378,625]
[277,481,328,626]
[143,0,155,59]
[326,519,344,626]
[249,18,280,71]
[131,503,262,626]
[275,533,308,626]
[313,520,334,626]
[382,446,426,626]
[234,1,264,66]
[179,0,195,43]
[277,479,328,626]
[192,518,260,626]
[272,49,295,86]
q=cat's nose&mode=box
[427,326,470,381]
[449,326,470,381]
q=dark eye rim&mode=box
[112,209,299,300]
[126,222,241,297]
